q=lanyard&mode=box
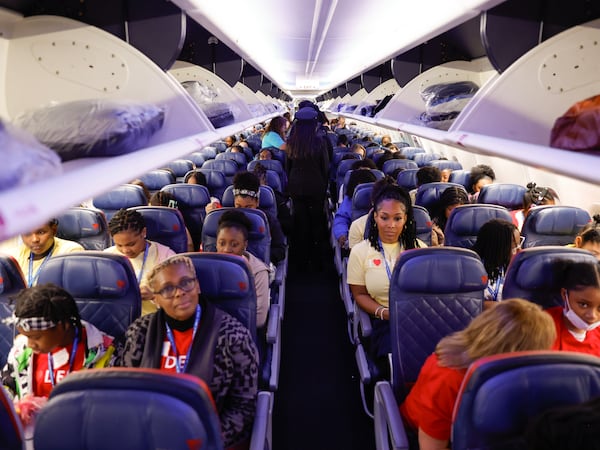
[28,243,55,287]
[47,327,79,387]
[164,305,201,374]
[486,270,504,301]
[136,242,150,283]
[378,238,394,281]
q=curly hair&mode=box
[15,283,82,330]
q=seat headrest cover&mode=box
[393,248,487,293]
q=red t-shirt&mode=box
[547,306,600,356]
[32,334,87,398]
[400,353,466,441]
[160,328,194,372]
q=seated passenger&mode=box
[261,116,287,150]
[568,214,600,259]
[351,143,366,159]
[216,210,271,328]
[333,170,377,250]
[104,208,175,315]
[409,166,442,205]
[224,135,236,148]
[113,255,258,448]
[185,170,208,187]
[401,299,556,450]
[440,168,452,183]
[258,148,273,160]
[468,164,496,202]
[2,284,114,423]
[207,171,286,264]
[149,191,195,252]
[7,218,84,287]
[511,182,559,231]
[547,259,600,356]
[430,186,469,245]
[129,179,152,203]
[380,135,392,147]
[473,219,521,303]
[348,178,424,374]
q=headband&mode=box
[233,188,259,199]
[3,315,57,331]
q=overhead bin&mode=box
[0,10,277,239]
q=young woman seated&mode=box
[400,299,556,450]
[569,214,600,259]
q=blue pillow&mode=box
[15,100,165,161]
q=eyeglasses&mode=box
[153,277,197,298]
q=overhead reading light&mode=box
[173,0,506,95]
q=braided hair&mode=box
[15,283,83,331]
[473,219,518,283]
[366,177,418,251]
[108,209,146,236]
[577,214,600,246]
[523,182,559,211]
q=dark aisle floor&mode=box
[272,246,375,449]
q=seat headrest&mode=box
[93,184,148,210]
[477,183,527,210]
[130,206,188,254]
[203,159,237,175]
[161,184,211,207]
[392,247,487,293]
[523,206,591,247]
[35,368,222,450]
[138,169,175,190]
[444,204,513,249]
[0,254,25,295]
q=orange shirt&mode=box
[547,306,600,357]
[400,353,466,441]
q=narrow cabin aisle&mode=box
[273,243,375,449]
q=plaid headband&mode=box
[3,316,57,331]
[232,188,259,199]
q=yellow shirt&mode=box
[13,237,84,286]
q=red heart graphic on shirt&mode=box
[373,259,381,266]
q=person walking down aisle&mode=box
[286,106,330,271]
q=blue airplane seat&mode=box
[92,184,148,221]
[187,151,206,168]
[247,159,286,190]
[341,169,384,197]
[400,147,426,160]
[502,246,597,309]
[213,141,227,153]
[365,145,382,159]
[160,184,211,251]
[351,183,374,221]
[0,254,25,368]
[382,159,418,176]
[452,351,600,450]
[259,146,287,167]
[228,145,253,162]
[448,169,472,191]
[202,159,238,185]
[200,146,217,160]
[389,247,485,402]
[202,207,271,265]
[221,185,278,219]
[331,149,360,170]
[264,169,283,193]
[427,160,463,171]
[37,252,141,339]
[522,205,591,248]
[56,207,111,250]
[413,205,433,246]
[128,206,188,254]
[34,369,223,450]
[396,168,419,191]
[335,159,359,194]
[415,182,467,215]
[444,204,513,249]
[195,169,229,200]
[0,385,23,450]
[413,152,441,167]
[163,159,195,183]
[216,151,247,168]
[477,183,527,210]
[137,169,176,194]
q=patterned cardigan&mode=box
[111,300,259,448]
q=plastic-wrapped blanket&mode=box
[14,100,165,161]
[414,81,478,129]
[0,119,61,191]
[182,81,236,128]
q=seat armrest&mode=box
[266,304,280,344]
[374,381,410,450]
[249,391,273,450]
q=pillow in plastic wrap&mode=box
[415,111,460,131]
[420,81,478,116]
[0,119,62,191]
[14,100,165,161]
[182,81,235,128]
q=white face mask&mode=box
[563,292,600,332]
